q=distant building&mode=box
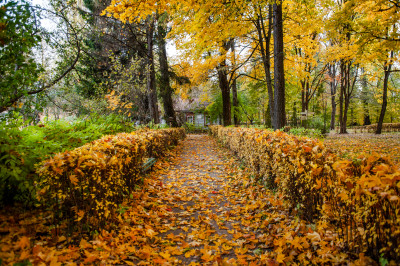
[176,110,220,127]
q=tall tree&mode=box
[230,39,239,126]
[376,50,394,134]
[217,42,231,126]
[273,1,285,130]
[157,13,178,127]
[146,16,160,124]
[338,60,358,134]
[285,0,327,128]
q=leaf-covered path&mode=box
[119,134,274,265]
[154,134,271,264]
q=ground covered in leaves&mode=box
[324,133,400,164]
[0,135,379,265]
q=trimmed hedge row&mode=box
[210,125,400,261]
[36,128,185,230]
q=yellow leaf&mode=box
[314,179,321,190]
[50,257,61,266]
[20,250,30,260]
[79,238,92,249]
[185,249,196,258]
[159,251,171,260]
[201,249,213,262]
[76,210,85,221]
[69,175,78,186]
[57,235,67,243]
[291,237,303,250]
[152,257,166,264]
[276,253,286,263]
[18,236,30,250]
[146,228,157,238]
[222,244,232,251]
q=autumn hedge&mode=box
[210,125,400,261]
[36,128,185,230]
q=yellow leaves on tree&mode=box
[105,90,133,115]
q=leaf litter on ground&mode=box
[324,133,400,165]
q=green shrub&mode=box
[184,123,208,133]
[288,127,324,139]
[309,116,327,133]
[0,115,135,206]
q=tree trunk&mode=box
[342,63,349,134]
[216,41,231,126]
[230,39,239,126]
[255,4,274,127]
[157,14,178,127]
[361,68,371,126]
[338,61,347,134]
[305,81,310,112]
[300,79,308,128]
[343,95,350,133]
[339,61,358,134]
[146,16,159,124]
[376,51,394,134]
[301,80,306,112]
[264,104,272,127]
[231,77,239,126]
[273,2,285,130]
[363,106,371,125]
[330,93,336,130]
[218,63,231,126]
[329,63,337,130]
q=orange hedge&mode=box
[210,125,400,261]
[36,128,185,230]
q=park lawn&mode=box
[324,133,400,164]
